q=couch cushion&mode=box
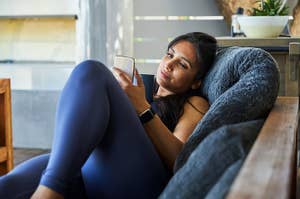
[174,47,279,170]
[159,119,264,199]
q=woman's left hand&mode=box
[112,67,150,114]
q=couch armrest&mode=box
[226,97,299,199]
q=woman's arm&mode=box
[113,68,209,170]
[143,96,208,170]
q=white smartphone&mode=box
[113,55,135,82]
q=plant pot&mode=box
[237,16,289,38]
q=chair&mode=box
[0,79,13,175]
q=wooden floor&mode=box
[14,148,50,166]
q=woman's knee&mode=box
[72,60,111,82]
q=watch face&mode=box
[139,108,155,124]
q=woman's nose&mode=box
[164,60,175,71]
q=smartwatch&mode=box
[139,107,156,124]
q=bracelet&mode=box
[139,107,156,124]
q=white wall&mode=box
[0,0,78,16]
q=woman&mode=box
[0,32,217,199]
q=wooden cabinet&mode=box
[217,37,300,97]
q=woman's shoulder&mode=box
[185,96,209,115]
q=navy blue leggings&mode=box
[0,60,170,199]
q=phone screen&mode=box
[113,55,135,81]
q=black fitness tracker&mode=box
[139,107,156,124]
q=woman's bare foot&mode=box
[31,185,64,199]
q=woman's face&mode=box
[156,40,201,96]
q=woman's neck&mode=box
[156,86,175,97]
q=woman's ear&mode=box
[191,80,201,90]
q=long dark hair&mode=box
[154,32,217,131]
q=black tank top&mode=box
[151,100,175,132]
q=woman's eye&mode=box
[179,63,187,69]
[166,52,173,58]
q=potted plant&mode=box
[237,0,290,38]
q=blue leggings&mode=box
[0,60,170,199]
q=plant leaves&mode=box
[251,0,289,16]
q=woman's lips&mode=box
[160,70,170,80]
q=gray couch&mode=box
[144,46,279,199]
